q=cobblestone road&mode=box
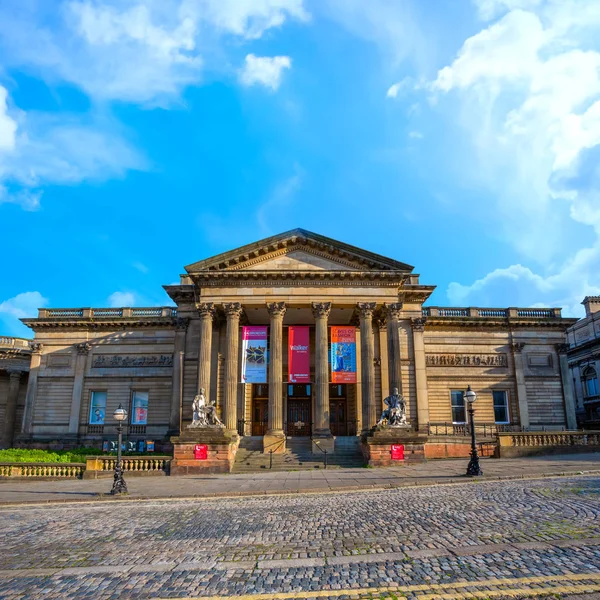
[2,477,600,599]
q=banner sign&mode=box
[242,326,268,383]
[331,326,357,383]
[288,326,310,383]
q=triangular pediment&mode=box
[185,228,414,273]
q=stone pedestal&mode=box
[361,426,428,467]
[170,428,239,475]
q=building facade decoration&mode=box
[0,228,581,452]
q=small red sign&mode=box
[391,444,404,460]
[194,444,207,460]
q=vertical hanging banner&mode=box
[241,326,268,383]
[288,326,310,383]
[331,326,357,383]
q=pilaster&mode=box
[556,343,577,430]
[1,369,23,448]
[22,342,42,434]
[169,318,188,434]
[68,342,90,434]
[511,342,529,429]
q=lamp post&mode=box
[110,404,128,495]
[465,385,483,477]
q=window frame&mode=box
[492,390,510,424]
[130,390,149,425]
[89,390,107,425]
[582,366,599,398]
[450,390,466,424]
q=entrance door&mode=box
[252,399,268,436]
[287,399,312,436]
[329,399,347,436]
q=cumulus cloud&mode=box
[0,291,48,318]
[108,291,136,307]
[239,54,291,90]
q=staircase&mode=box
[232,436,365,473]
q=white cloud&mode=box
[0,86,17,152]
[132,261,149,273]
[408,131,423,139]
[0,291,48,319]
[430,1,600,314]
[108,291,136,307]
[239,54,291,90]
[387,83,401,98]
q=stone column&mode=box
[358,303,377,432]
[223,303,243,433]
[22,342,42,434]
[385,303,403,395]
[411,317,429,431]
[512,342,530,429]
[169,318,188,434]
[68,342,90,434]
[265,302,286,453]
[197,303,215,396]
[312,302,334,451]
[1,370,23,448]
[556,343,577,430]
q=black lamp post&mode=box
[465,385,483,477]
[110,404,128,495]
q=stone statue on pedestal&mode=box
[188,388,224,429]
[377,387,407,427]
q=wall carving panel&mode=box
[426,354,508,367]
[92,355,173,368]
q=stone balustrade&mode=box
[422,307,561,319]
[0,337,32,349]
[0,463,85,478]
[36,307,178,319]
[498,431,600,457]
[84,456,171,478]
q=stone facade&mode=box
[567,297,600,426]
[4,229,580,451]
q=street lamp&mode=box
[465,385,483,477]
[110,404,128,495]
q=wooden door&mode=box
[329,399,347,436]
[287,399,312,436]
[252,399,268,436]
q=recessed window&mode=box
[89,391,106,424]
[131,391,149,425]
[493,390,510,424]
[583,367,599,397]
[451,390,466,424]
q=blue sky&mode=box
[1,0,600,338]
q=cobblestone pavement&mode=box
[1,477,600,598]
[2,454,600,505]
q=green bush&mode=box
[0,448,99,463]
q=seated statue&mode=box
[377,387,407,427]
[189,388,225,428]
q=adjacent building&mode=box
[1,229,580,450]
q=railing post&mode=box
[269,450,273,469]
[324,449,327,470]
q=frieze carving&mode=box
[197,303,215,319]
[311,302,332,319]
[76,342,91,355]
[384,303,403,320]
[512,342,526,353]
[223,302,243,319]
[267,301,287,318]
[92,354,174,368]
[357,302,376,318]
[411,317,427,332]
[425,354,508,367]
[29,342,43,353]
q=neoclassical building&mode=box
[1,229,579,451]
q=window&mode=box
[131,391,149,425]
[583,367,599,397]
[451,391,466,423]
[89,391,106,424]
[288,384,311,397]
[493,390,510,424]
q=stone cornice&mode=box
[423,317,577,330]
[21,317,178,331]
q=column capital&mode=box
[311,302,331,319]
[512,342,526,353]
[76,342,91,355]
[357,302,376,319]
[7,369,23,381]
[267,302,287,318]
[384,302,403,320]
[555,342,570,355]
[196,303,216,319]
[223,302,243,319]
[411,317,427,332]
[29,342,43,353]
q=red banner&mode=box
[288,326,310,383]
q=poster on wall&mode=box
[331,326,357,383]
[241,326,268,383]
[288,326,310,383]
